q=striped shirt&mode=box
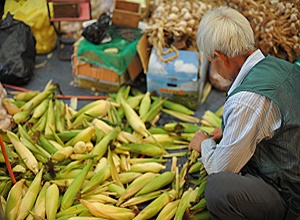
[201,50,281,175]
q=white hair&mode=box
[196,6,255,58]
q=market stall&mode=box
[0,0,299,219]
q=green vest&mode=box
[227,55,300,218]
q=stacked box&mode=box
[146,48,208,110]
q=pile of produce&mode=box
[0,82,223,219]
[145,0,222,62]
[228,0,300,63]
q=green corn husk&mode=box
[130,162,166,173]
[80,199,135,220]
[16,167,44,220]
[132,189,177,220]
[91,127,119,160]
[117,143,167,157]
[81,166,111,194]
[45,183,60,220]
[117,172,158,206]
[60,160,93,211]
[156,199,180,220]
[162,99,194,115]
[135,171,175,196]
[56,204,87,218]
[4,179,25,220]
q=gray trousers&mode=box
[205,172,287,220]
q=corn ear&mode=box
[92,118,113,134]
[91,127,119,160]
[83,194,118,204]
[80,200,135,220]
[2,98,21,115]
[188,161,204,174]
[139,91,151,118]
[45,183,60,220]
[141,97,165,123]
[120,190,163,208]
[7,131,39,174]
[156,199,180,220]
[65,125,95,146]
[16,167,44,220]
[55,99,66,133]
[201,110,222,128]
[215,105,224,118]
[13,110,30,124]
[13,90,39,102]
[81,165,111,194]
[162,99,194,115]
[55,129,81,142]
[38,134,58,155]
[190,197,207,212]
[117,143,167,157]
[118,172,142,184]
[117,172,158,206]
[71,100,109,128]
[108,147,123,188]
[130,162,166,173]
[31,98,49,119]
[174,187,198,220]
[162,108,200,123]
[52,146,73,162]
[107,183,126,198]
[73,99,107,118]
[60,160,93,210]
[21,84,57,111]
[200,82,212,104]
[136,171,175,196]
[133,189,177,220]
[33,181,50,219]
[120,96,149,137]
[56,203,87,218]
[5,179,25,220]
[73,141,86,154]
[31,111,47,132]
[126,94,144,109]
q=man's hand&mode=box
[188,131,210,153]
[188,127,223,153]
[211,127,223,143]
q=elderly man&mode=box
[189,6,300,220]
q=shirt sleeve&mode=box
[201,91,280,175]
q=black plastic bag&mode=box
[0,12,36,85]
[82,12,111,45]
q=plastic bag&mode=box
[82,12,111,44]
[0,12,36,86]
[3,0,57,54]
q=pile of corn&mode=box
[0,82,222,220]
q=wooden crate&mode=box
[72,45,143,92]
[53,3,80,18]
[112,0,141,29]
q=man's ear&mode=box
[214,51,230,67]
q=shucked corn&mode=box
[1,82,221,219]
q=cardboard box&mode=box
[72,36,146,92]
[146,48,208,110]
[112,0,141,29]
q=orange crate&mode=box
[72,45,143,92]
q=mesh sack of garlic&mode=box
[145,0,223,62]
[228,0,300,63]
[0,83,14,131]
